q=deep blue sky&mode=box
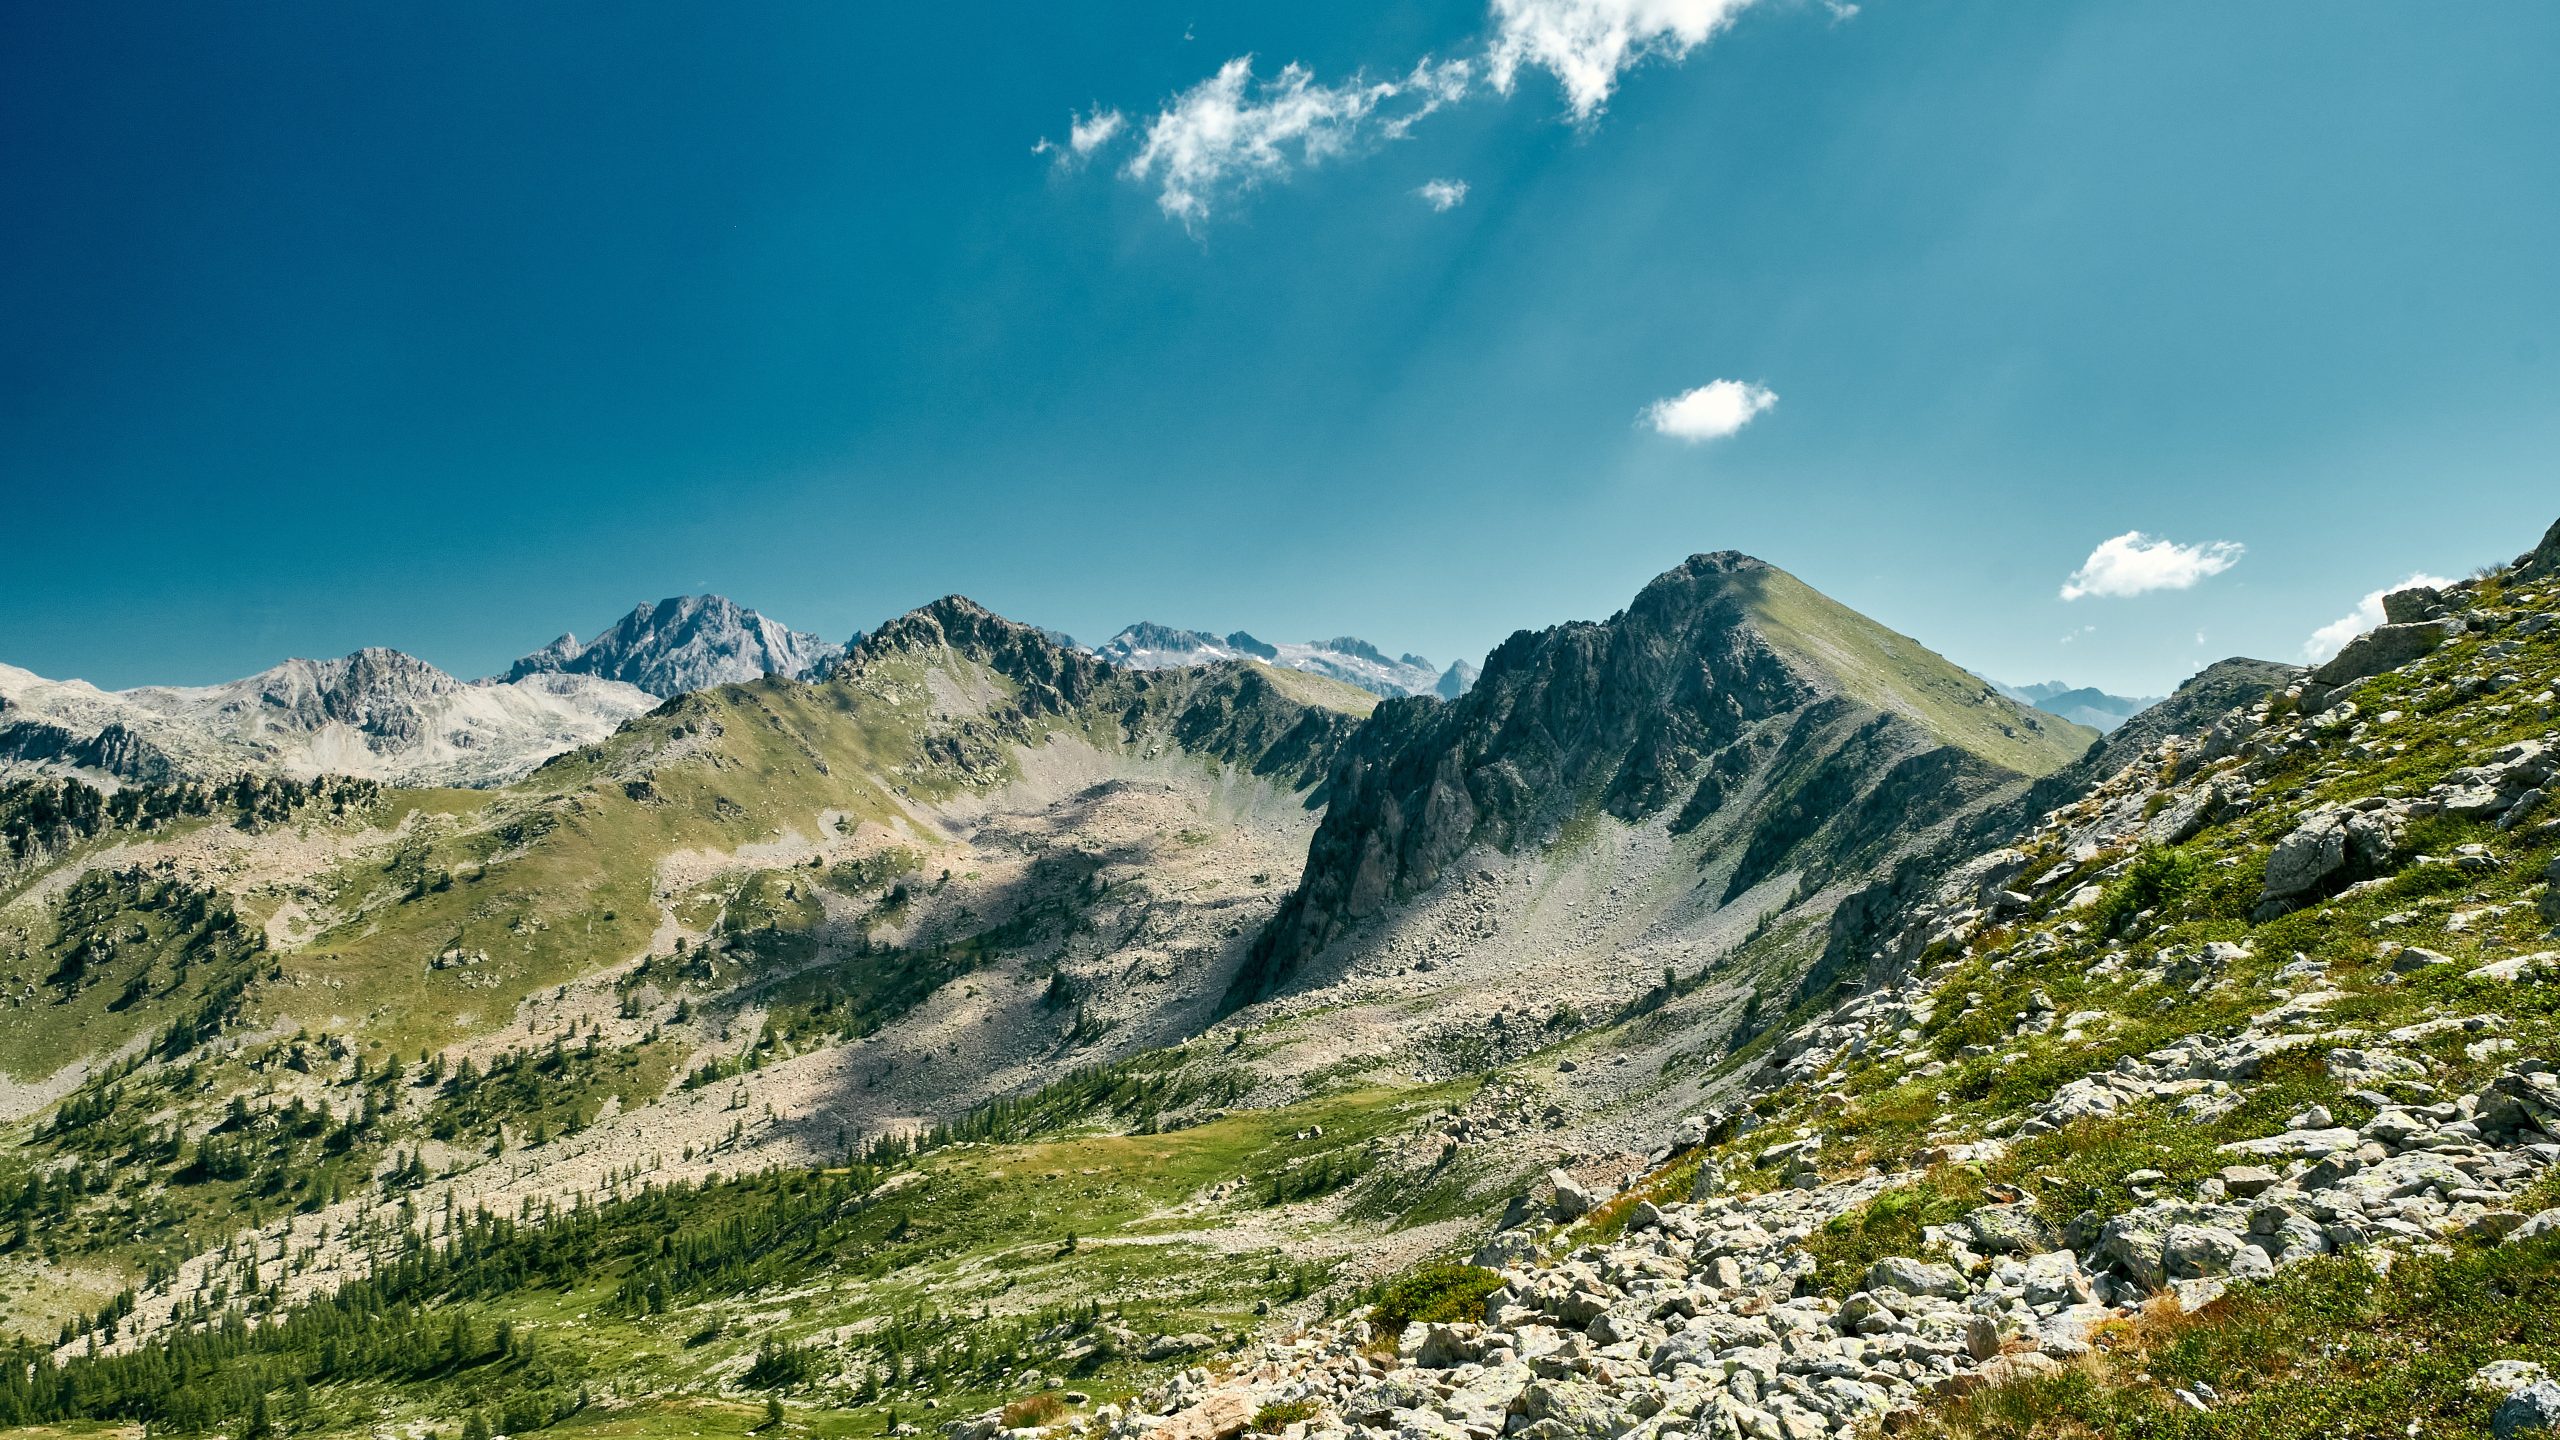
[4,1,2555,694]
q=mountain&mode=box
[12,520,2560,1440]
[1994,679,2164,733]
[1095,622,1472,700]
[0,650,653,788]
[1228,551,2097,1014]
[502,593,843,697]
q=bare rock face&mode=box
[503,594,842,697]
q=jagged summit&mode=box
[1095,621,1465,700]
[501,594,841,698]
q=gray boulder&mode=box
[1962,1202,2058,1255]
[2302,619,2459,709]
[1862,1256,1967,1298]
[2495,1382,2560,1440]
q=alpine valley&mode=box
[5,515,2560,1440]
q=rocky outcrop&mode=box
[503,594,842,697]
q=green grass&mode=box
[1737,565,2098,776]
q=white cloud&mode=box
[2058,532,2245,601]
[1487,0,1758,120]
[1070,108,1126,157]
[1123,56,1472,223]
[1087,0,1785,222]
[1035,107,1128,166]
[2301,572,2458,662]
[1417,178,1470,210]
[1642,379,1777,442]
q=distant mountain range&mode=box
[1993,679,2165,734]
[1093,623,1476,700]
[0,651,654,789]
[0,594,837,789]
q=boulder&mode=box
[2162,1224,2250,1280]
[1863,1256,1967,1298]
[2382,585,2447,624]
[1142,1390,1254,1440]
[2476,1070,2560,1145]
[2495,1382,2560,1440]
[2260,811,2351,903]
[2216,1165,2280,1198]
[1962,1203,2058,1256]
[2303,620,2458,707]
[1547,1169,1601,1221]
[2506,1209,2560,1246]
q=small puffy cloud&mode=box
[1125,56,1472,223]
[1643,379,1777,442]
[2301,572,2458,662]
[2058,532,2245,601]
[1487,0,1759,120]
[1416,178,1470,210]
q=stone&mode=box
[2477,1361,2556,1397]
[2308,620,2456,694]
[2162,1224,2249,1280]
[2260,811,2351,902]
[1862,1256,1967,1299]
[2506,1209,2560,1245]
[2218,1126,2361,1159]
[2495,1382,2560,1440]
[1143,1390,1254,1440]
[1961,1202,2057,1256]
[2216,1165,2280,1198]
[1548,1169,1601,1221]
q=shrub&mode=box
[1002,1393,1068,1428]
[1368,1262,1504,1337]
[1252,1399,1322,1433]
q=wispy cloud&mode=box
[2058,532,2245,601]
[1487,0,1758,121]
[2302,572,2457,662]
[1124,56,1471,224]
[1035,107,1128,167]
[1074,0,1784,221]
[1416,178,1470,211]
[1643,379,1777,442]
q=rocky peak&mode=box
[851,596,1114,716]
[1229,552,2087,1007]
[502,594,841,698]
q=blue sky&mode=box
[3,1,2555,696]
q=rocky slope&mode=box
[1098,624,1475,701]
[503,592,844,695]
